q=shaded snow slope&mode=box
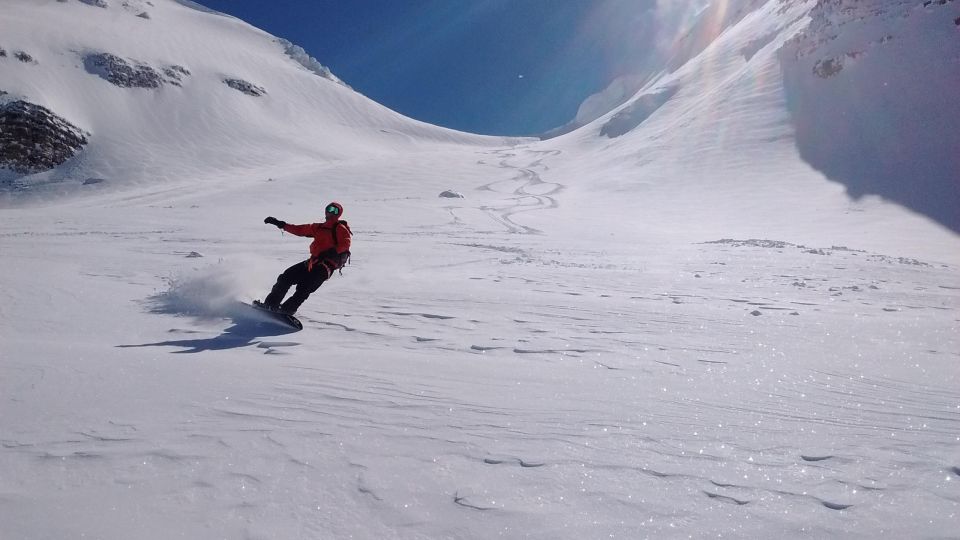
[560,0,959,232]
[779,0,960,232]
[0,0,515,196]
[535,0,959,258]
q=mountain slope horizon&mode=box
[0,0,518,199]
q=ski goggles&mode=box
[325,204,341,216]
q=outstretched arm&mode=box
[264,217,316,238]
[282,223,320,237]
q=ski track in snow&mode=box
[460,148,563,235]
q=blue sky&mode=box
[199,0,659,136]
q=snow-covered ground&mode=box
[2,0,958,538]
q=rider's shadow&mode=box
[119,299,300,354]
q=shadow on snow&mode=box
[779,24,960,233]
[119,296,300,354]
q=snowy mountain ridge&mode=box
[549,0,959,237]
[0,0,514,196]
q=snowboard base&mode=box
[250,301,303,330]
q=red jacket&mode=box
[283,218,351,270]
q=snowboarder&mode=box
[256,201,352,315]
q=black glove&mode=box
[264,216,286,229]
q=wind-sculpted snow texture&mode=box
[1,0,959,539]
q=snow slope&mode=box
[560,0,960,235]
[0,0,514,195]
[1,1,959,539]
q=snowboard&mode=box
[250,301,303,331]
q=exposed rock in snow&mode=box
[162,64,190,86]
[812,51,865,78]
[83,52,164,88]
[599,86,679,138]
[82,177,106,185]
[0,100,88,175]
[811,57,842,78]
[439,190,465,198]
[137,11,151,19]
[79,0,109,7]
[14,51,35,64]
[0,48,6,58]
[223,78,266,96]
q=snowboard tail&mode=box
[250,301,303,330]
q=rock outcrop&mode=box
[162,65,191,87]
[223,78,266,97]
[83,52,189,89]
[84,52,163,88]
[0,101,88,174]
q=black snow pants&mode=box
[263,259,329,314]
